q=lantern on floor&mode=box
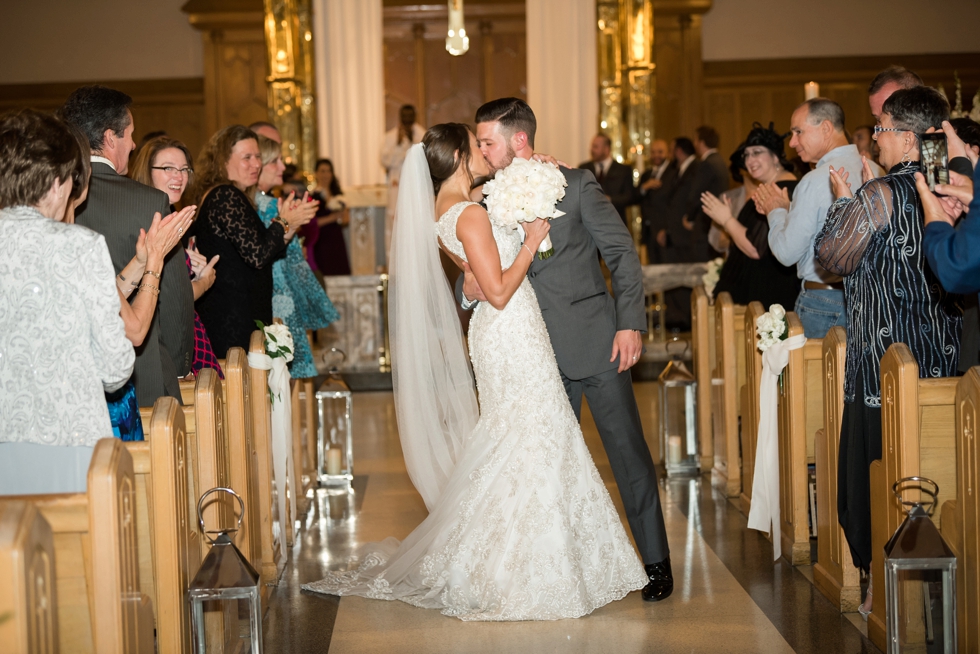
[187,488,263,654]
[657,342,699,476]
[316,365,353,490]
[884,477,957,654]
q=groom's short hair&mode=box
[475,98,536,148]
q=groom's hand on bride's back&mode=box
[462,262,488,303]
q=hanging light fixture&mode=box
[446,0,469,56]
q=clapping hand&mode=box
[278,191,319,228]
[753,182,791,215]
[137,206,196,265]
[828,166,854,200]
[701,191,734,227]
[860,156,877,185]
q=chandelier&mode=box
[446,0,469,56]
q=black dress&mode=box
[713,180,800,309]
[194,184,288,357]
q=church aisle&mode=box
[262,384,880,653]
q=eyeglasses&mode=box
[743,147,771,160]
[873,125,906,136]
[152,166,192,176]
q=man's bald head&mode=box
[649,139,668,166]
[249,121,281,144]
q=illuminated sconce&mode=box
[446,0,469,56]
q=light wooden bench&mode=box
[813,326,861,612]
[939,366,980,653]
[20,438,155,653]
[868,343,958,651]
[691,286,716,470]
[739,301,765,516]
[711,293,747,497]
[776,313,825,565]
[0,500,58,653]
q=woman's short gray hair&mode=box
[882,86,950,134]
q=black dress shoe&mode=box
[642,556,673,602]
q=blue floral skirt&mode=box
[106,381,144,442]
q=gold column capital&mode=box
[182,0,264,30]
[650,0,712,16]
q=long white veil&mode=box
[388,143,479,512]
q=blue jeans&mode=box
[794,287,847,339]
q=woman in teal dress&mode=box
[254,136,340,378]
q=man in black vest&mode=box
[578,134,636,225]
[62,86,194,406]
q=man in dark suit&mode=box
[636,139,676,263]
[466,98,673,601]
[661,137,700,328]
[578,134,636,225]
[62,86,195,406]
[684,125,730,262]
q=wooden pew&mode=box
[711,292,747,497]
[940,366,980,654]
[813,326,861,611]
[776,313,825,565]
[0,500,58,653]
[739,301,765,516]
[21,438,155,653]
[868,343,958,652]
[691,286,716,470]
[248,331,286,587]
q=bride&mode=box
[302,123,647,621]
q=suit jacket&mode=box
[637,161,678,237]
[578,160,636,224]
[75,162,195,405]
[662,158,700,260]
[526,167,645,379]
[685,151,730,261]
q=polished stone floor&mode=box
[262,383,880,653]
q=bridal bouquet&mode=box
[756,304,788,352]
[702,257,724,298]
[483,157,567,259]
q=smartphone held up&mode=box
[919,132,949,192]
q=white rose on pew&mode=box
[257,321,295,363]
[769,304,786,321]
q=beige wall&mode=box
[702,0,980,61]
[0,0,202,84]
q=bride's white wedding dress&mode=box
[302,201,646,620]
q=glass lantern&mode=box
[657,344,699,476]
[187,488,263,654]
[884,477,957,654]
[316,377,353,491]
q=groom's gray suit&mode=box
[460,166,669,564]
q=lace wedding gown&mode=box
[302,202,647,620]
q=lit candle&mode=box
[804,81,820,100]
[668,436,683,465]
[326,448,343,475]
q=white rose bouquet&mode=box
[702,257,724,298]
[255,320,294,403]
[482,157,567,259]
[756,304,788,352]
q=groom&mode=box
[460,98,673,601]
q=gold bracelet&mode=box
[272,216,289,230]
[143,270,161,280]
[523,244,534,258]
[137,283,160,295]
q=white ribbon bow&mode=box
[247,351,296,540]
[746,333,806,562]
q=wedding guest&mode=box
[868,66,922,121]
[131,136,223,377]
[188,125,315,356]
[816,86,961,617]
[579,133,636,224]
[755,98,883,338]
[683,126,729,261]
[661,137,700,328]
[61,85,195,406]
[701,123,799,309]
[249,120,281,143]
[381,105,425,254]
[255,136,337,378]
[0,109,134,493]
[636,139,676,263]
[308,158,352,276]
[708,148,760,256]
[852,125,875,160]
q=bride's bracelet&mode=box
[523,244,534,258]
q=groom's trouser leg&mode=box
[563,367,670,564]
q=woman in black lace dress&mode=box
[701,123,800,309]
[815,86,961,616]
[188,125,316,356]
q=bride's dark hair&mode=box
[423,123,475,194]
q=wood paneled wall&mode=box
[701,53,980,161]
[383,4,526,130]
[0,78,207,158]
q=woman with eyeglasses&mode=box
[131,136,224,378]
[699,123,800,309]
[815,86,962,617]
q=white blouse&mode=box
[0,205,134,447]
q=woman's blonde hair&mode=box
[256,135,281,166]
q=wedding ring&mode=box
[178,227,184,235]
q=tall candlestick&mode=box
[804,81,820,100]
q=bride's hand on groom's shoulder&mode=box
[531,152,569,169]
